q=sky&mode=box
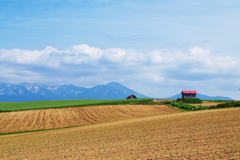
[1,0,240,99]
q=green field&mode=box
[0,98,152,112]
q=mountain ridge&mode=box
[164,93,233,100]
[0,82,148,102]
[0,82,234,102]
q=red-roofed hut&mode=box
[181,90,197,99]
[126,95,137,99]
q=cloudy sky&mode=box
[1,0,240,99]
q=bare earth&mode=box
[0,105,180,133]
[0,107,239,159]
[190,102,224,107]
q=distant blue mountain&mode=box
[0,82,148,102]
[164,93,234,100]
[0,82,234,102]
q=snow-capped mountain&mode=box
[79,82,147,99]
[0,82,149,102]
[0,82,233,102]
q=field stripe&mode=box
[0,105,180,133]
[0,108,239,159]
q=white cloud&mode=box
[141,73,165,83]
[0,66,44,83]
[148,50,163,64]
[1,45,239,72]
[0,47,60,67]
[1,44,240,99]
[104,48,126,62]
[70,44,103,61]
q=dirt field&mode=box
[189,102,223,107]
[0,105,180,133]
[0,108,239,159]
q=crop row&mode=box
[0,104,180,134]
[0,108,239,159]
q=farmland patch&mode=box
[0,104,180,133]
[189,102,223,107]
[0,108,239,159]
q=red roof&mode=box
[181,90,197,94]
[126,95,137,99]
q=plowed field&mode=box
[0,105,180,133]
[190,102,223,107]
[0,108,239,159]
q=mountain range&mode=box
[0,82,233,102]
[164,93,233,101]
[0,82,148,102]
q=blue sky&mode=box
[1,0,240,99]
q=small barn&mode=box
[126,95,137,99]
[181,90,197,99]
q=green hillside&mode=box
[0,98,152,112]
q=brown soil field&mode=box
[190,102,224,107]
[0,105,180,133]
[153,99,175,102]
[0,108,239,159]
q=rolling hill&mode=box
[0,107,239,159]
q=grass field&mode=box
[0,107,239,159]
[0,98,152,112]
